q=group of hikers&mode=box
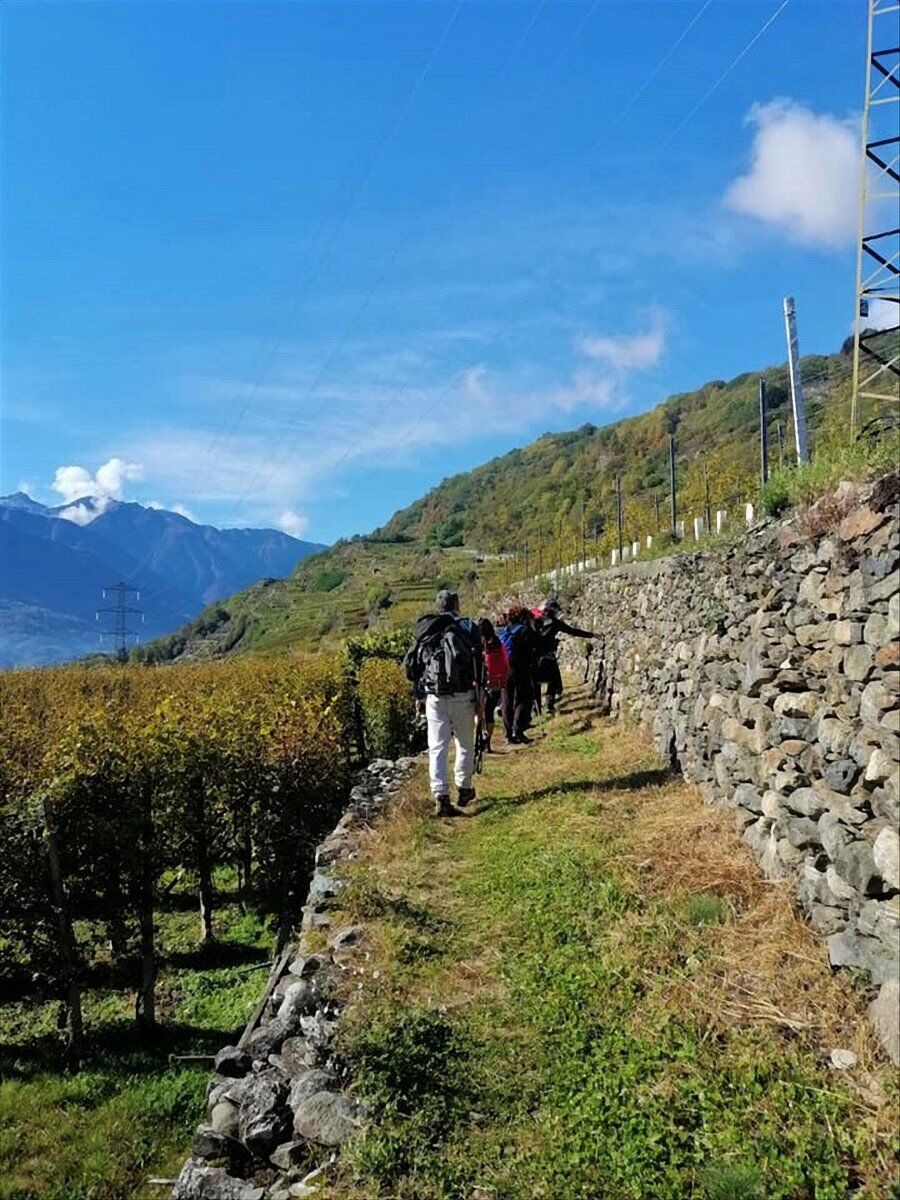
[404,589,596,817]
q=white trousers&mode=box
[426,692,476,797]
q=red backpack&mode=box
[484,642,509,689]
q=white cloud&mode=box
[278,510,310,538]
[147,499,197,522]
[725,99,858,248]
[52,457,144,504]
[577,310,668,372]
[862,299,899,332]
[58,501,102,526]
[123,310,669,527]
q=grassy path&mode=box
[332,688,898,1200]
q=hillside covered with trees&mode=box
[135,331,894,663]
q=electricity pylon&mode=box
[97,581,143,659]
[850,0,899,437]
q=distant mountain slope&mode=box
[137,332,894,665]
[374,338,880,552]
[0,496,326,667]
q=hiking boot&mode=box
[512,732,532,745]
[457,786,476,808]
[433,794,455,817]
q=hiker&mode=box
[404,590,485,817]
[532,598,596,716]
[497,604,539,745]
[478,617,508,754]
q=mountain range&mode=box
[0,494,325,667]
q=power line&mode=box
[660,0,791,149]
[586,0,714,152]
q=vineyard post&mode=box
[654,493,662,534]
[40,797,84,1065]
[668,431,677,536]
[703,461,712,534]
[135,780,157,1034]
[579,498,586,567]
[615,474,623,562]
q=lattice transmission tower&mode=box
[97,581,144,659]
[850,0,900,437]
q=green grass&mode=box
[334,699,898,1199]
[762,422,898,518]
[0,870,274,1200]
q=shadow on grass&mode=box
[2,941,271,1005]
[479,766,675,813]
[0,1019,243,1082]
[164,941,270,971]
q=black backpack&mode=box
[405,616,479,697]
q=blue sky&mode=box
[0,0,880,542]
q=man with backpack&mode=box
[404,590,485,817]
[532,598,596,716]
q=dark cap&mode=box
[436,589,459,613]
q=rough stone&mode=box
[733,783,763,813]
[288,955,325,980]
[830,840,880,896]
[210,1102,240,1140]
[329,925,364,951]
[864,613,891,647]
[839,505,882,540]
[245,981,316,1060]
[864,748,896,789]
[869,980,900,1065]
[873,827,900,891]
[827,931,899,984]
[269,1139,314,1171]
[288,1069,339,1112]
[269,1036,317,1079]
[784,787,826,819]
[843,645,874,682]
[823,759,860,795]
[861,680,895,728]
[829,1048,858,1070]
[832,620,862,646]
[237,1071,291,1158]
[292,1091,366,1146]
[213,1046,253,1079]
[172,1163,265,1200]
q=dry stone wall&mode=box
[171,756,417,1200]
[556,474,900,1063]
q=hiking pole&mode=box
[474,723,485,775]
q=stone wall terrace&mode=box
[557,474,900,1062]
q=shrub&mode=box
[762,471,792,518]
[364,584,393,613]
[357,658,419,759]
[312,568,347,592]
